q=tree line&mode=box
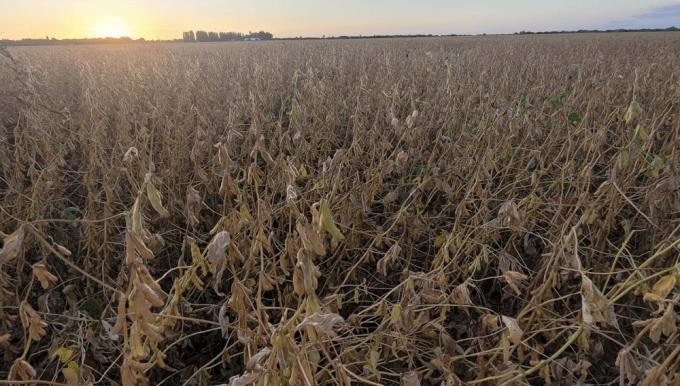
[183,30,273,42]
[515,26,679,35]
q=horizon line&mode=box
[2,25,680,42]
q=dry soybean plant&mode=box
[1,33,680,385]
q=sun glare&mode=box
[93,18,132,38]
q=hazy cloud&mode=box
[604,3,680,29]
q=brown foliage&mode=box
[1,33,679,385]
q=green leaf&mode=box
[517,93,529,106]
[568,112,582,126]
[79,298,104,318]
[550,91,569,109]
[415,162,425,177]
[625,100,642,124]
[527,158,539,172]
[62,361,79,385]
[434,234,448,248]
[319,200,345,242]
[390,304,402,328]
[61,207,80,222]
[616,149,630,169]
[550,96,563,109]
[634,124,649,142]
[53,347,74,363]
[645,153,666,178]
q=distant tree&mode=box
[245,31,273,40]
[182,29,272,42]
[195,31,209,42]
[218,32,244,41]
[183,31,195,42]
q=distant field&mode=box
[1,33,679,385]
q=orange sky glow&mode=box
[1,0,678,40]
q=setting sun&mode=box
[93,17,132,38]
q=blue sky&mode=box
[604,3,680,29]
[0,0,679,39]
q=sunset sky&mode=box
[1,0,679,40]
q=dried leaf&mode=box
[649,305,677,343]
[377,242,401,277]
[581,274,618,329]
[123,146,139,162]
[642,366,668,386]
[102,319,119,341]
[185,185,202,227]
[0,226,25,264]
[420,288,443,303]
[130,196,145,235]
[112,292,127,338]
[185,237,209,276]
[498,200,522,228]
[228,372,261,386]
[383,190,399,204]
[401,370,421,386]
[55,243,72,256]
[616,349,640,385]
[297,220,326,256]
[643,292,664,303]
[503,271,528,296]
[246,347,271,371]
[286,184,298,202]
[121,357,150,386]
[483,314,500,331]
[294,249,321,296]
[205,231,231,293]
[218,303,230,337]
[451,282,472,306]
[650,274,677,300]
[229,348,270,386]
[130,322,146,359]
[296,313,345,337]
[32,263,58,289]
[9,359,36,381]
[501,315,523,345]
[146,181,170,218]
[20,301,47,341]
